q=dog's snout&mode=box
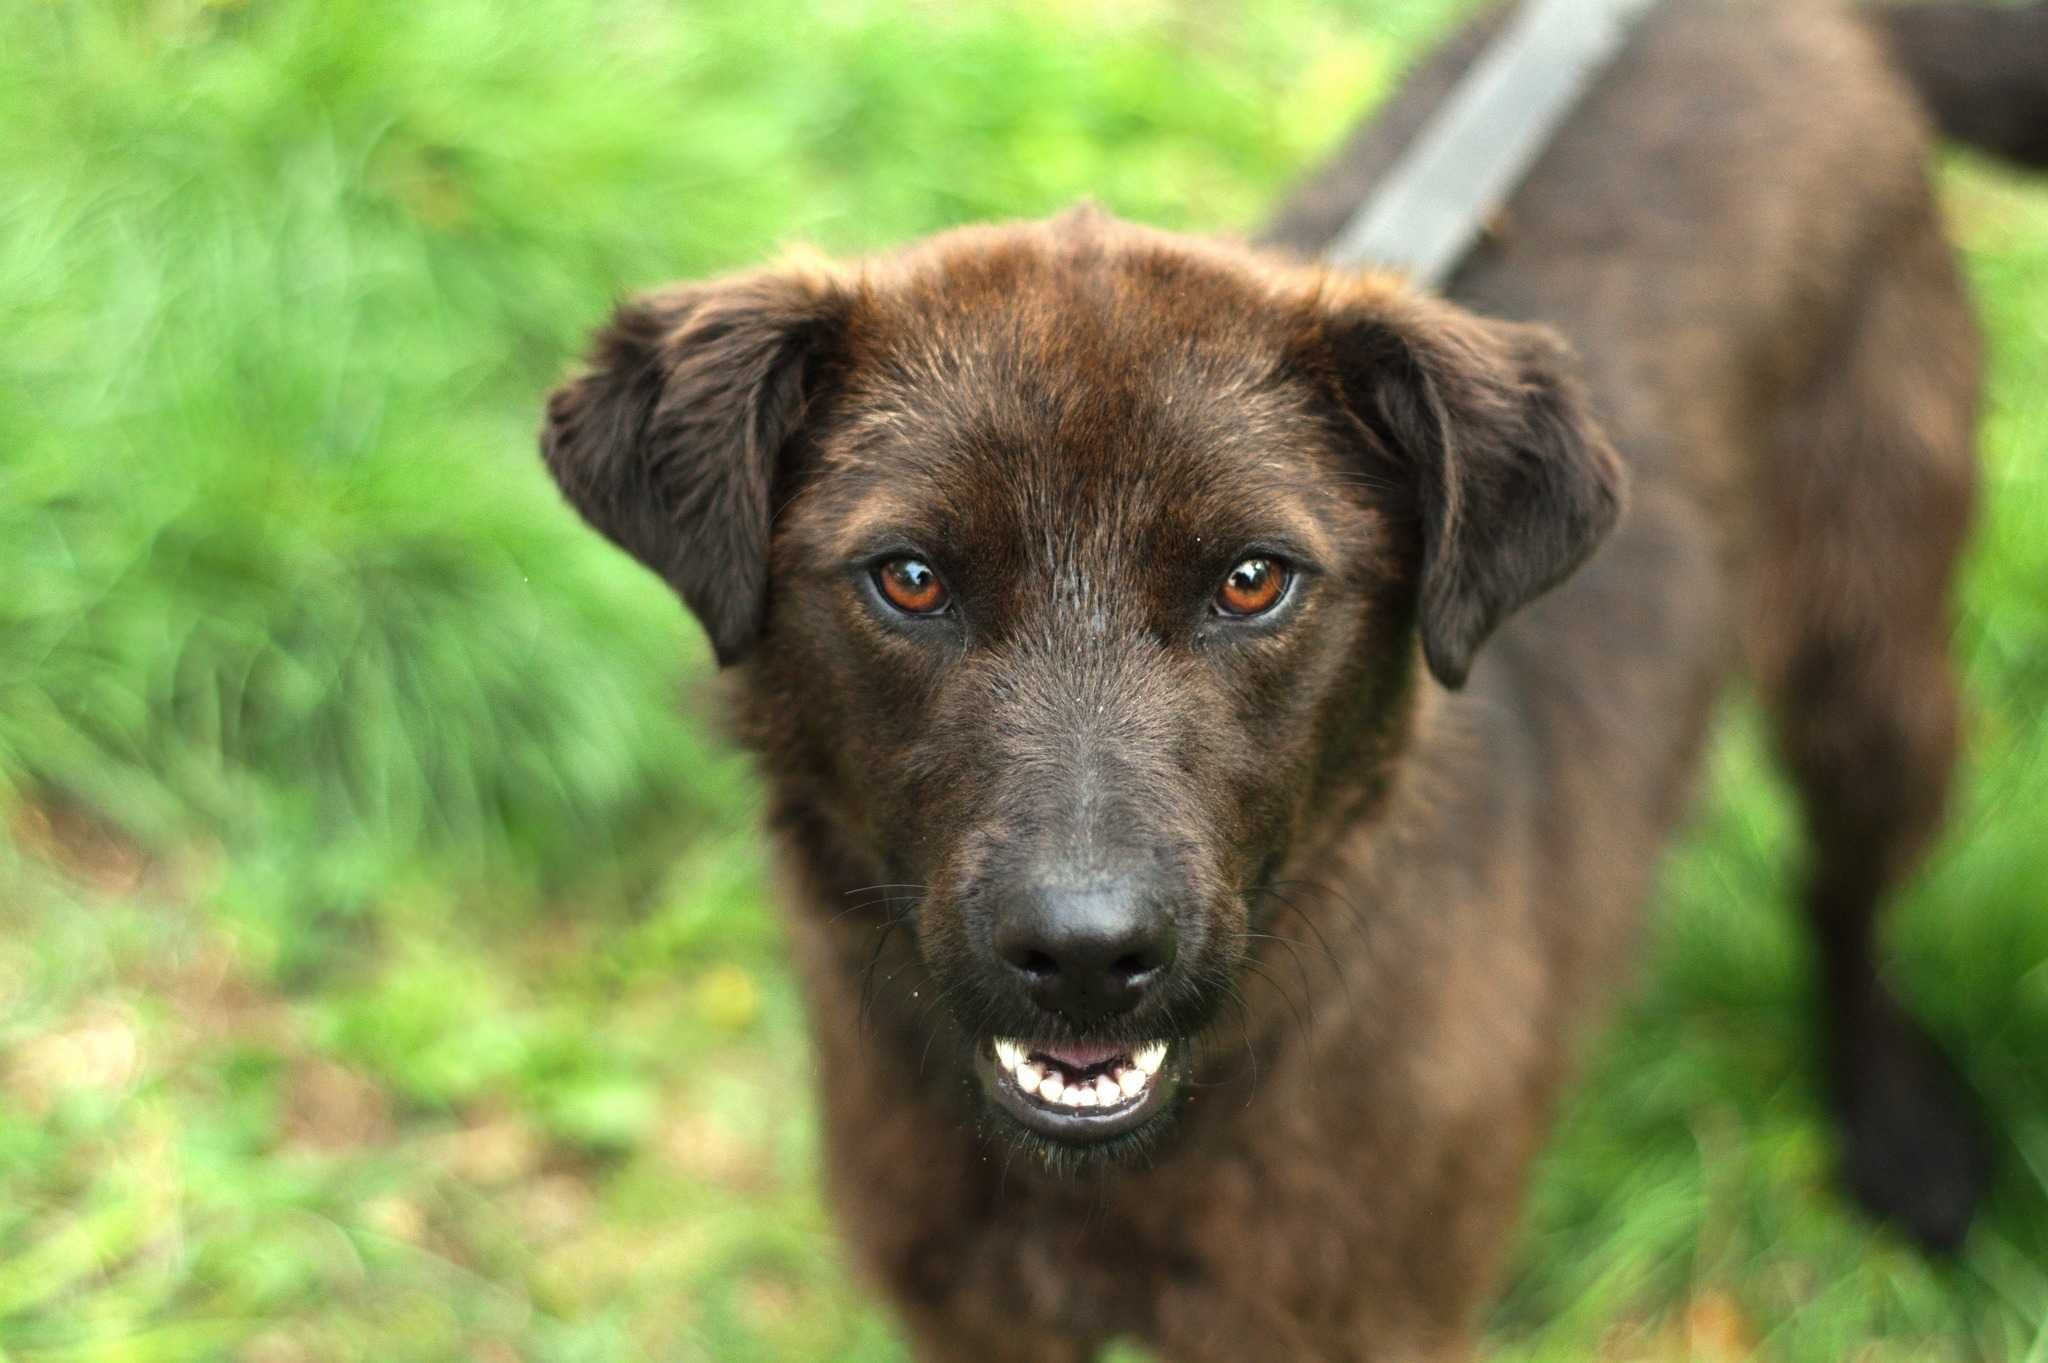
[993,877,1177,1023]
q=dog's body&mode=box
[540,3,2048,1358]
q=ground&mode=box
[3,1,2047,1359]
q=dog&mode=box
[538,2,2048,1357]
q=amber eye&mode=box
[875,557,949,615]
[1215,557,1289,617]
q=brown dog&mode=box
[539,3,2048,1358]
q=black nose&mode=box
[993,878,1177,1023]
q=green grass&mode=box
[2,1,2045,1359]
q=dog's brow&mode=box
[829,499,940,562]
[1203,477,1339,569]
[1244,508,1333,566]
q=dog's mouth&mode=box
[976,1035,1181,1146]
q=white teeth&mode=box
[999,1039,1171,1112]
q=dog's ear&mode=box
[1317,287,1625,689]
[540,266,849,665]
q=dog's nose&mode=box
[994,878,1177,1022]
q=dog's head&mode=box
[541,209,1621,1158]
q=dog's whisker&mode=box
[995,1140,1020,1207]
[1239,958,1315,1058]
[832,896,917,930]
[1243,928,1323,1009]
[856,910,921,1040]
[1236,929,1318,1056]
[1267,904,1347,989]
[1271,877,1375,945]
[1195,975,1261,1101]
[912,979,972,1078]
[1241,928,1324,1051]
[1260,887,1356,1016]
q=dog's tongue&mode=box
[1033,1042,1124,1069]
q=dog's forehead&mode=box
[809,227,1342,564]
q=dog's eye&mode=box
[875,557,950,615]
[1215,557,1289,617]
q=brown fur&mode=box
[538,3,2046,1357]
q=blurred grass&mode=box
[1,1,2045,1359]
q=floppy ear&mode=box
[1319,287,1625,689]
[540,266,848,665]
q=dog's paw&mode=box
[1831,999,1992,1254]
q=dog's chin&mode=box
[972,1034,1186,1168]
